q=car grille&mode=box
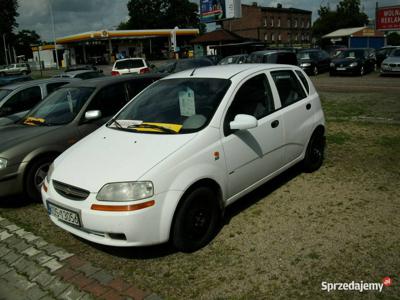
[53,180,90,200]
[389,63,400,67]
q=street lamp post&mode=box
[48,0,60,69]
[2,34,9,65]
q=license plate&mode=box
[336,67,346,71]
[47,201,81,227]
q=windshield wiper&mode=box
[107,117,123,129]
[127,123,177,134]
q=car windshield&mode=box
[109,78,231,134]
[0,89,11,101]
[337,50,364,59]
[115,59,144,69]
[389,49,400,57]
[297,51,318,60]
[22,87,94,126]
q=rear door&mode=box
[270,69,314,165]
[221,72,285,200]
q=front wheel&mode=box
[25,156,56,201]
[172,187,220,252]
[303,131,325,173]
[359,66,365,76]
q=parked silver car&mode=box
[53,69,104,79]
[0,78,78,126]
[380,47,400,76]
[0,63,31,76]
[0,73,163,201]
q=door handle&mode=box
[306,103,311,110]
[271,120,279,128]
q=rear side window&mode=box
[47,82,68,94]
[271,70,306,107]
[115,59,144,69]
[2,86,42,115]
[86,83,129,118]
[295,70,309,94]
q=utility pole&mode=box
[2,34,9,65]
[49,0,60,69]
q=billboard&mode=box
[376,6,400,30]
[200,0,241,23]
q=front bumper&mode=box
[380,66,400,75]
[0,162,26,198]
[42,180,184,247]
[330,65,359,75]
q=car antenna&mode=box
[190,68,196,76]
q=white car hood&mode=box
[53,127,197,192]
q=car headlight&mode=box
[300,63,311,67]
[349,62,358,67]
[0,158,7,170]
[97,181,154,202]
[330,63,335,67]
[46,163,54,183]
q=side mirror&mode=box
[230,114,258,131]
[85,110,102,121]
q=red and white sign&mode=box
[376,6,400,30]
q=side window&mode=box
[224,74,275,135]
[3,86,42,115]
[85,83,128,118]
[295,70,309,94]
[47,82,68,94]
[271,70,306,107]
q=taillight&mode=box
[111,70,120,76]
[139,67,150,74]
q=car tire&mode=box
[25,155,56,201]
[359,66,365,76]
[303,130,325,173]
[172,186,220,252]
[313,66,319,76]
[22,71,28,75]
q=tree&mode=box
[0,0,19,64]
[118,0,202,31]
[312,0,368,46]
[387,32,400,46]
[15,30,41,60]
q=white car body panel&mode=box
[42,64,325,247]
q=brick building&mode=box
[222,3,312,46]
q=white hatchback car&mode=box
[42,64,325,252]
[111,58,150,76]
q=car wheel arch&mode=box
[169,178,224,238]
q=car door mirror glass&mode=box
[230,114,258,131]
[85,110,102,121]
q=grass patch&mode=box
[326,132,351,145]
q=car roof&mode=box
[164,64,295,80]
[0,77,78,90]
[62,73,164,89]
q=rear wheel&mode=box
[25,156,56,201]
[313,66,319,76]
[172,186,220,252]
[303,130,325,173]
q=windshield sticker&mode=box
[179,88,196,117]
[23,117,45,126]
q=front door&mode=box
[221,73,285,200]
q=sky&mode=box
[15,0,399,41]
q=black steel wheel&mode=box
[303,131,325,173]
[172,186,220,252]
[25,156,56,201]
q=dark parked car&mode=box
[0,73,163,201]
[0,74,32,87]
[53,70,104,80]
[297,49,331,76]
[247,50,298,65]
[65,64,97,72]
[329,48,376,76]
[375,46,398,67]
[155,58,214,74]
[0,78,77,126]
[218,54,249,65]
